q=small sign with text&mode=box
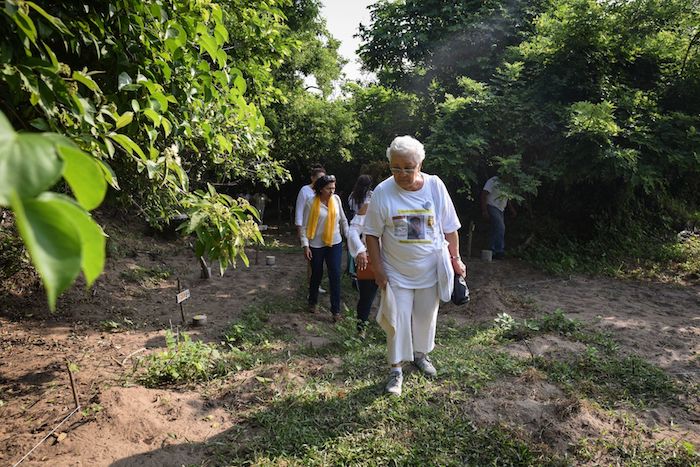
[176,289,190,304]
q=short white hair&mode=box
[386,135,425,163]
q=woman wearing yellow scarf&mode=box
[301,175,349,322]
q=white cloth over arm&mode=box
[376,283,397,338]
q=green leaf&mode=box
[41,193,106,287]
[12,10,37,45]
[0,113,63,206]
[26,2,69,33]
[198,32,218,61]
[72,70,101,93]
[57,145,107,210]
[96,159,119,190]
[143,108,161,125]
[10,191,82,310]
[115,111,134,130]
[108,133,147,160]
[161,117,172,137]
[234,75,247,94]
[42,42,59,70]
[165,23,187,52]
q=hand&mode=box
[303,246,312,261]
[374,269,388,289]
[356,252,368,270]
[452,257,466,278]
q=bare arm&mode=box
[445,231,466,277]
[366,235,387,288]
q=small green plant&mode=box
[495,309,581,341]
[120,265,172,285]
[179,184,263,276]
[494,312,517,333]
[81,403,103,417]
[100,317,135,332]
[140,330,228,387]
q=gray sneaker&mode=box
[318,286,327,294]
[385,371,403,396]
[414,355,437,377]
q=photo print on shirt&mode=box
[393,210,434,243]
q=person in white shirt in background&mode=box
[364,136,466,397]
[481,175,516,260]
[300,175,349,322]
[295,166,327,293]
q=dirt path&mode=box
[1,226,698,466]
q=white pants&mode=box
[387,284,440,365]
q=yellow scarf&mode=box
[306,195,336,246]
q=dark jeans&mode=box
[309,242,343,314]
[487,204,506,254]
[356,279,378,330]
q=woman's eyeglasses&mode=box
[390,167,418,175]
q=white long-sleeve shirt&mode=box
[294,184,314,227]
[348,214,367,258]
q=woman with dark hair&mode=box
[348,174,373,219]
[301,175,349,322]
[347,175,374,286]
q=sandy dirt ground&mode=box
[1,222,698,466]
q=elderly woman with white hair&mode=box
[364,135,466,396]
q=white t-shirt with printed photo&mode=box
[364,174,461,289]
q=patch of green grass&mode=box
[120,264,172,285]
[519,228,700,283]
[534,347,681,408]
[486,311,687,409]
[574,434,698,466]
[212,310,551,465]
[215,378,564,466]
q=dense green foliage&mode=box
[359,0,700,260]
[0,0,342,301]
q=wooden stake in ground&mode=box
[176,277,190,324]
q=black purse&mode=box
[451,274,470,305]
